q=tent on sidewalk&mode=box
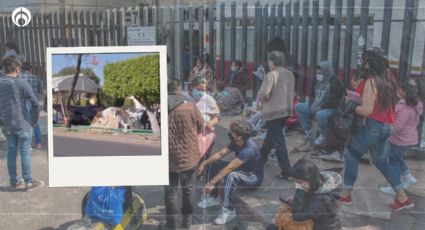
[52,74,100,94]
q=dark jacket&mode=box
[168,94,204,172]
[9,76,40,126]
[229,67,249,94]
[292,171,342,230]
[310,61,345,113]
[0,76,33,134]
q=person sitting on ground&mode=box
[188,57,214,91]
[228,60,249,96]
[295,61,345,145]
[267,159,342,230]
[196,120,264,225]
[214,81,244,117]
[380,78,424,196]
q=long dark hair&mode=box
[292,159,324,192]
[362,48,397,111]
[401,78,425,106]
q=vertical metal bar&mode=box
[74,11,80,46]
[105,9,111,46]
[199,5,204,61]
[300,0,309,100]
[332,0,342,77]
[111,9,117,46]
[310,0,319,99]
[343,0,355,87]
[399,0,414,81]
[60,11,67,46]
[179,4,184,81]
[84,11,90,46]
[33,14,41,67]
[422,37,425,78]
[220,2,225,80]
[381,0,393,54]
[48,12,54,47]
[261,4,268,65]
[92,11,98,46]
[159,6,166,45]
[241,2,248,66]
[285,2,291,49]
[39,14,46,66]
[209,4,215,72]
[119,7,125,45]
[254,1,261,96]
[42,13,49,53]
[269,4,276,39]
[277,2,283,38]
[230,2,236,63]
[67,11,73,46]
[321,0,330,61]
[292,0,300,64]
[0,17,4,54]
[144,6,149,26]
[153,5,158,44]
[189,5,194,69]
[170,6,175,78]
[98,11,104,46]
[357,0,370,70]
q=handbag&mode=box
[198,129,217,158]
[274,204,314,230]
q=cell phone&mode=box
[278,196,293,206]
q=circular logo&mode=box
[12,7,32,27]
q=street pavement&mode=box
[0,113,425,229]
[53,135,160,157]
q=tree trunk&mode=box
[139,95,160,136]
[65,54,83,128]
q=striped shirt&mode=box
[19,71,44,99]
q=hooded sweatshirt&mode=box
[292,171,342,230]
[310,61,345,114]
[390,99,423,146]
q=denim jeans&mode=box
[386,143,411,178]
[249,111,265,133]
[6,130,33,185]
[344,118,404,192]
[260,117,292,175]
[295,103,336,136]
[164,168,195,229]
[33,124,41,145]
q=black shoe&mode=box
[181,215,192,229]
[276,173,293,181]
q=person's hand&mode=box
[295,182,310,191]
[343,100,360,114]
[203,182,215,194]
[206,122,215,131]
[197,163,205,177]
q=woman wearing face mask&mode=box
[228,60,249,97]
[188,57,214,91]
[295,61,345,145]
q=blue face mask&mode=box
[192,88,204,99]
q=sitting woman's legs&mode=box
[295,103,312,133]
[314,108,336,137]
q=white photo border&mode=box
[47,46,169,187]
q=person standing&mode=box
[340,48,413,211]
[163,79,204,230]
[257,51,295,179]
[0,57,43,191]
[19,62,45,148]
[188,57,214,91]
[3,41,25,61]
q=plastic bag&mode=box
[198,129,217,158]
[85,186,126,226]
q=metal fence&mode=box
[0,0,423,99]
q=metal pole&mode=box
[399,0,415,81]
[242,2,248,66]
[320,0,330,61]
[220,2,225,81]
[310,0,319,100]
[332,0,342,77]
[230,2,236,63]
[300,0,309,100]
[381,0,393,54]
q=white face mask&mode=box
[316,74,324,82]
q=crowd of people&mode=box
[165,35,423,230]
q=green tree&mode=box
[103,54,161,135]
[54,67,100,85]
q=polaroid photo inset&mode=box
[46,46,168,187]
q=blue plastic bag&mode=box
[85,186,126,226]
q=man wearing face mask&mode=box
[295,61,345,145]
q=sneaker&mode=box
[9,179,25,191]
[314,135,325,145]
[380,185,396,196]
[276,173,293,181]
[401,174,417,189]
[268,151,278,161]
[35,144,42,149]
[25,180,44,192]
[214,207,236,225]
[197,195,220,209]
[389,198,414,211]
[339,195,352,205]
[304,130,312,141]
[317,151,344,162]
